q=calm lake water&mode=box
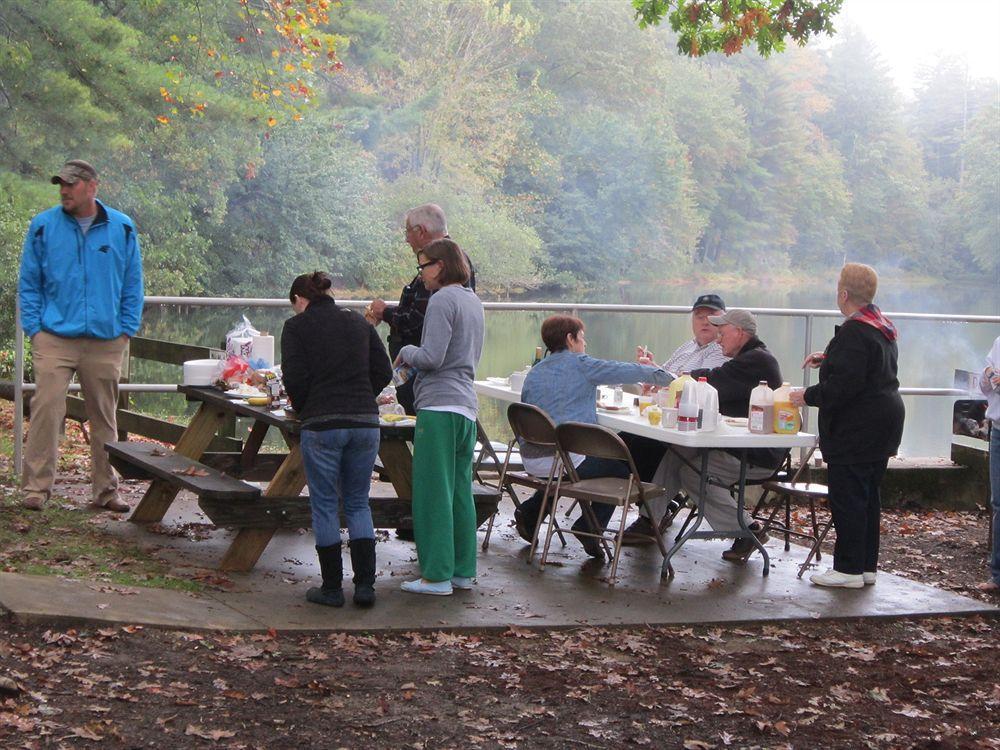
[133,279,999,458]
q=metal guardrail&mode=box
[12,295,1000,476]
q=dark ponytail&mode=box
[289,271,333,304]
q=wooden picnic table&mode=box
[107,385,418,572]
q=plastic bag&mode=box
[215,355,252,386]
[226,315,259,359]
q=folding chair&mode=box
[481,403,567,558]
[752,447,828,557]
[540,422,669,585]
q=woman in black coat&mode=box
[791,263,904,589]
[281,271,392,608]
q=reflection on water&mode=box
[132,280,999,458]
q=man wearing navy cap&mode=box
[621,293,730,543]
[637,293,729,373]
[18,159,144,513]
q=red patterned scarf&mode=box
[850,303,897,341]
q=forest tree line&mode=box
[0,0,997,342]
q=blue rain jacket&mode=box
[19,200,143,340]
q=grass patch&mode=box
[0,489,202,593]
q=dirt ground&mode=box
[1,405,999,749]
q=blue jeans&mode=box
[990,423,1000,585]
[300,427,380,547]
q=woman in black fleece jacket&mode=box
[792,263,904,590]
[281,272,392,608]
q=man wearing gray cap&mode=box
[18,160,144,513]
[628,309,784,563]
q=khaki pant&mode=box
[646,445,774,532]
[22,331,128,505]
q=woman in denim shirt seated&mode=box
[516,315,674,559]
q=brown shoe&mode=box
[23,495,44,511]
[621,516,657,546]
[976,580,1000,593]
[721,525,769,564]
[92,497,130,513]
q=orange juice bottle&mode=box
[772,382,802,434]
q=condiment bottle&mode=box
[772,382,802,434]
[667,373,694,409]
[749,381,774,434]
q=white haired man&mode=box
[368,203,475,415]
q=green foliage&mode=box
[0,0,995,309]
[632,0,844,58]
[0,173,52,344]
[958,105,1000,279]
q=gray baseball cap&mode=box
[51,160,97,185]
[707,308,757,336]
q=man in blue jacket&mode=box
[18,160,144,512]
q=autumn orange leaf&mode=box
[156,115,170,124]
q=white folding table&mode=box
[474,380,817,577]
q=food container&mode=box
[182,359,221,386]
[661,407,678,429]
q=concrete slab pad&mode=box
[3,487,994,632]
[0,572,260,631]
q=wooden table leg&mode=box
[241,421,269,472]
[219,442,308,572]
[130,404,227,523]
[378,437,413,501]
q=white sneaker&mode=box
[863,572,877,585]
[400,578,453,596]
[810,569,864,589]
[451,576,476,590]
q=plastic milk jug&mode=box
[748,381,774,434]
[697,377,720,431]
[677,380,699,432]
[667,373,694,409]
[772,382,802,434]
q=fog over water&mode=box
[134,279,998,458]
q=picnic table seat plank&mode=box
[129,403,232,522]
[106,441,259,501]
[200,484,502,531]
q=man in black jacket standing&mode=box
[367,204,475,415]
[628,309,783,563]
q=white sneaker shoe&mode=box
[451,576,476,590]
[810,569,864,589]
[863,572,877,585]
[400,578,453,596]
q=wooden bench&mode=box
[109,440,500,530]
[199,484,500,531]
[106,441,260,501]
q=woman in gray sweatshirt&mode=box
[396,239,485,596]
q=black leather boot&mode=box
[307,543,344,607]
[349,537,377,607]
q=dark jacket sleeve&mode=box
[280,317,309,413]
[368,325,393,396]
[803,324,868,410]
[692,350,778,408]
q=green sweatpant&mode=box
[411,410,478,582]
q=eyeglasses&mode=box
[416,259,438,273]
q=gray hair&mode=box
[405,203,448,237]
